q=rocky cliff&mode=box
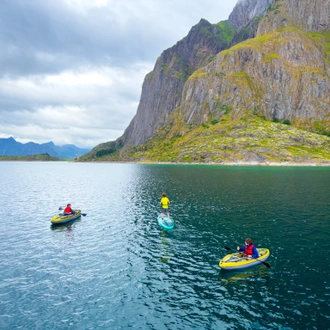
[180,0,330,133]
[228,0,275,30]
[114,19,235,149]
[258,0,330,35]
[82,0,330,163]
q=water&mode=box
[0,162,329,329]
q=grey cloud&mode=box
[0,0,237,148]
[0,0,178,77]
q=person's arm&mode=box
[237,246,244,252]
[252,247,259,258]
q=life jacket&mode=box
[244,244,255,256]
[161,197,169,209]
[64,206,72,214]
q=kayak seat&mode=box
[228,256,241,262]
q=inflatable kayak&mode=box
[219,248,270,271]
[157,214,174,230]
[51,210,82,225]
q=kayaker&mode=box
[160,193,170,219]
[64,203,76,215]
[237,238,259,258]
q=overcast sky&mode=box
[0,0,238,149]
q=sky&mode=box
[0,0,238,149]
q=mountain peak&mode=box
[0,138,90,159]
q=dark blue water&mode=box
[0,162,329,329]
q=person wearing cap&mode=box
[237,238,259,258]
[63,203,76,215]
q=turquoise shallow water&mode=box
[0,162,329,329]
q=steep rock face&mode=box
[114,19,234,148]
[228,0,275,30]
[257,0,330,35]
[229,16,262,47]
[228,0,276,50]
[180,0,330,132]
[180,27,330,130]
[287,0,330,32]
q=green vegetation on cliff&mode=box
[184,26,330,136]
[83,115,330,164]
[215,21,236,44]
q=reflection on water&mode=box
[219,266,271,286]
[50,218,82,232]
[0,163,330,329]
[159,231,174,263]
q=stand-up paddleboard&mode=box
[157,214,174,230]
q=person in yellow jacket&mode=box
[160,193,170,219]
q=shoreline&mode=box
[1,159,330,166]
[78,160,330,167]
[139,161,330,167]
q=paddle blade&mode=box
[224,246,233,251]
[262,261,271,268]
[81,213,87,216]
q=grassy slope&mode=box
[94,115,330,164]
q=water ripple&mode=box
[0,163,330,329]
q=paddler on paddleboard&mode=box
[160,193,170,219]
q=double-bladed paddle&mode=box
[224,246,271,268]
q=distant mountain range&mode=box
[0,137,90,159]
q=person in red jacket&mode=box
[237,238,259,258]
[64,203,76,215]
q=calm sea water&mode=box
[0,162,329,330]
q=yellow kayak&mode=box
[219,248,270,270]
[51,210,82,225]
